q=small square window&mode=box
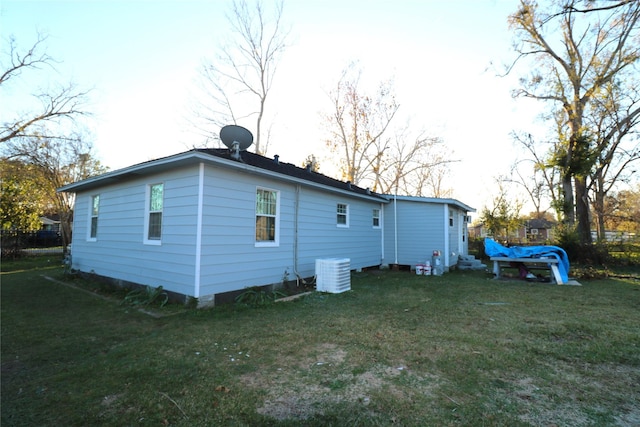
[372,209,380,228]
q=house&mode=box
[519,218,556,242]
[383,196,475,271]
[39,215,61,233]
[58,148,476,305]
[468,218,556,244]
[59,149,389,306]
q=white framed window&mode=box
[372,208,381,228]
[144,183,163,245]
[255,187,279,246]
[88,194,100,241]
[337,203,349,227]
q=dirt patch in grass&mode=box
[241,342,441,421]
[492,362,640,427]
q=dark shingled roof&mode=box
[196,148,387,200]
[527,218,556,229]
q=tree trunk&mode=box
[561,174,575,224]
[574,176,592,244]
[59,208,73,254]
[593,176,606,242]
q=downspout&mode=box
[194,163,204,298]
[293,184,302,285]
[380,202,384,265]
[394,192,398,265]
[443,204,449,269]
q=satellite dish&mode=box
[220,125,253,151]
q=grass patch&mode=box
[2,257,639,425]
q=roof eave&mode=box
[58,151,389,203]
[388,195,476,212]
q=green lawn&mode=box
[2,257,639,426]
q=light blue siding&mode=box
[196,166,383,297]
[383,198,471,269]
[71,166,200,296]
[197,166,295,296]
[296,187,383,274]
[70,158,482,302]
[383,199,445,266]
[70,160,386,299]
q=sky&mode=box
[1,0,547,214]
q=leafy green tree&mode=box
[301,154,320,172]
[479,180,524,242]
[3,135,108,250]
[0,160,48,231]
[603,185,640,236]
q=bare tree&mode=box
[423,161,454,199]
[374,128,454,197]
[323,64,455,196]
[510,132,564,218]
[559,0,636,15]
[507,0,640,244]
[192,0,289,154]
[1,34,90,144]
[1,34,102,250]
[587,79,640,240]
[322,65,399,187]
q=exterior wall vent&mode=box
[315,258,351,293]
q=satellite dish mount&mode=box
[220,125,253,160]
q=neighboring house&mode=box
[468,218,557,244]
[518,218,556,242]
[467,222,488,240]
[35,215,63,245]
[39,215,61,233]
[383,196,475,271]
[58,148,476,305]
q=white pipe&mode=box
[394,192,398,265]
[443,204,449,269]
[380,202,384,264]
[293,184,302,286]
[194,163,204,298]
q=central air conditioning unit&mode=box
[315,258,351,293]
